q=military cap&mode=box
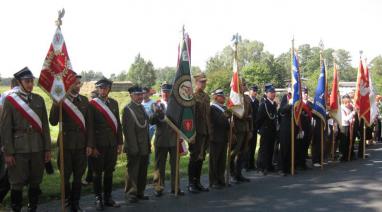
[212,88,225,96]
[251,85,259,92]
[161,82,172,92]
[95,78,112,88]
[128,85,144,94]
[193,73,207,82]
[264,83,275,93]
[14,67,35,80]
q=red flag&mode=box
[354,59,371,125]
[329,64,342,125]
[227,56,244,118]
[38,27,77,102]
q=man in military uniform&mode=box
[88,78,123,210]
[256,83,278,175]
[245,85,259,171]
[188,73,210,193]
[231,79,252,183]
[209,89,230,188]
[123,85,150,203]
[0,67,51,212]
[298,87,313,170]
[49,74,92,211]
[150,83,185,196]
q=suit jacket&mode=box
[210,103,230,143]
[49,94,92,150]
[250,97,259,131]
[88,97,123,148]
[122,101,150,156]
[256,97,277,136]
[150,101,177,148]
[0,92,51,154]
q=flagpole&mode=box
[363,122,366,159]
[175,132,180,197]
[59,102,65,212]
[331,123,335,160]
[290,37,295,176]
[225,114,234,185]
[320,120,324,170]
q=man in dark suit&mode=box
[245,85,260,171]
[256,83,278,175]
[209,89,230,189]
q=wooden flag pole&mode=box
[320,120,324,170]
[225,114,234,185]
[363,123,366,159]
[331,124,335,160]
[290,38,295,176]
[175,132,180,197]
[348,122,354,161]
[59,102,65,212]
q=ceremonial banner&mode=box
[291,51,303,124]
[227,54,244,118]
[312,59,327,125]
[355,59,371,126]
[38,26,77,102]
[166,33,196,142]
[367,64,378,122]
[329,64,342,125]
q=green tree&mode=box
[126,54,157,88]
[370,55,382,94]
[80,70,104,81]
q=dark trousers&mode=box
[153,146,176,192]
[257,132,276,171]
[339,126,351,161]
[90,146,117,199]
[245,131,257,169]
[188,134,208,184]
[125,154,149,197]
[58,149,87,203]
[0,170,10,203]
[209,142,227,185]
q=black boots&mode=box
[11,189,22,212]
[71,183,84,212]
[103,176,120,208]
[195,161,209,192]
[95,195,104,211]
[27,187,40,212]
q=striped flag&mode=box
[227,54,244,118]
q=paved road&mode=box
[38,144,382,212]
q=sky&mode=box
[0,0,381,78]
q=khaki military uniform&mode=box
[231,95,253,179]
[88,97,123,201]
[49,94,91,206]
[188,89,211,189]
[0,92,51,210]
[123,101,150,198]
[149,101,177,193]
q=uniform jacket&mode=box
[122,101,150,156]
[0,92,51,154]
[49,94,92,150]
[88,97,123,148]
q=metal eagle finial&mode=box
[55,8,65,28]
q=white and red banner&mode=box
[355,59,371,126]
[366,64,378,122]
[329,64,342,126]
[90,98,118,134]
[38,27,77,103]
[227,56,244,118]
[6,93,42,132]
[63,98,86,132]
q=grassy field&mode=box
[0,85,209,204]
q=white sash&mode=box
[63,98,86,131]
[90,98,118,134]
[6,93,42,132]
[211,103,226,113]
